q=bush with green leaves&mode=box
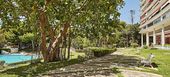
[0,48,11,53]
[143,45,148,49]
[131,43,138,48]
[0,30,7,48]
[88,47,117,57]
[19,33,34,43]
[85,49,94,59]
[72,36,91,49]
[77,55,85,61]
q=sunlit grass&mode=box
[121,48,170,77]
[70,51,85,59]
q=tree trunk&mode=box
[67,29,72,59]
[38,0,70,62]
[47,23,70,62]
[60,34,67,60]
[39,9,48,62]
[31,40,35,52]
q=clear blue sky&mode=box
[119,0,140,24]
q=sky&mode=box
[119,0,140,24]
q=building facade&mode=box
[140,0,170,47]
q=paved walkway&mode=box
[39,48,162,77]
[121,69,162,77]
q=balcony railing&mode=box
[142,9,170,30]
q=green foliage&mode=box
[88,47,116,57]
[0,0,124,61]
[75,49,86,52]
[115,23,141,47]
[72,36,91,49]
[0,30,7,47]
[0,48,11,53]
[143,45,148,49]
[3,31,15,41]
[111,67,121,73]
[131,43,138,48]
[19,33,34,43]
[77,55,85,61]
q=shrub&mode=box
[143,45,148,49]
[77,55,85,61]
[88,47,116,57]
[75,49,85,52]
[85,49,94,59]
[0,30,7,48]
[150,48,158,50]
[0,48,11,53]
[0,60,5,69]
[19,33,34,43]
[72,36,91,49]
[131,43,138,48]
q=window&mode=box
[162,15,166,19]
[148,22,153,27]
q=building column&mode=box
[141,33,144,47]
[146,32,149,46]
[161,27,165,46]
[153,30,156,46]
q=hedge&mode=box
[143,45,148,49]
[0,48,11,54]
[0,48,11,52]
[88,47,117,57]
[131,43,138,48]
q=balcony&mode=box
[140,0,169,25]
[140,2,170,28]
[140,9,170,33]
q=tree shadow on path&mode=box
[1,54,142,77]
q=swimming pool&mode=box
[0,54,35,64]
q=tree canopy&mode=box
[0,0,124,62]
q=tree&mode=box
[0,30,6,47]
[0,0,124,62]
[115,23,141,47]
[19,33,35,51]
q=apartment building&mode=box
[140,0,170,47]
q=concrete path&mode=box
[121,69,162,77]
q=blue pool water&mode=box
[0,54,34,64]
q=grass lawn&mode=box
[70,51,85,59]
[0,51,85,77]
[122,48,170,77]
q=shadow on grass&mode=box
[1,59,82,77]
[1,54,142,77]
[85,54,142,67]
[143,62,159,68]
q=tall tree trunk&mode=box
[67,28,71,59]
[39,9,48,62]
[38,0,71,62]
[63,36,67,60]
[47,23,70,62]
[31,40,35,52]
